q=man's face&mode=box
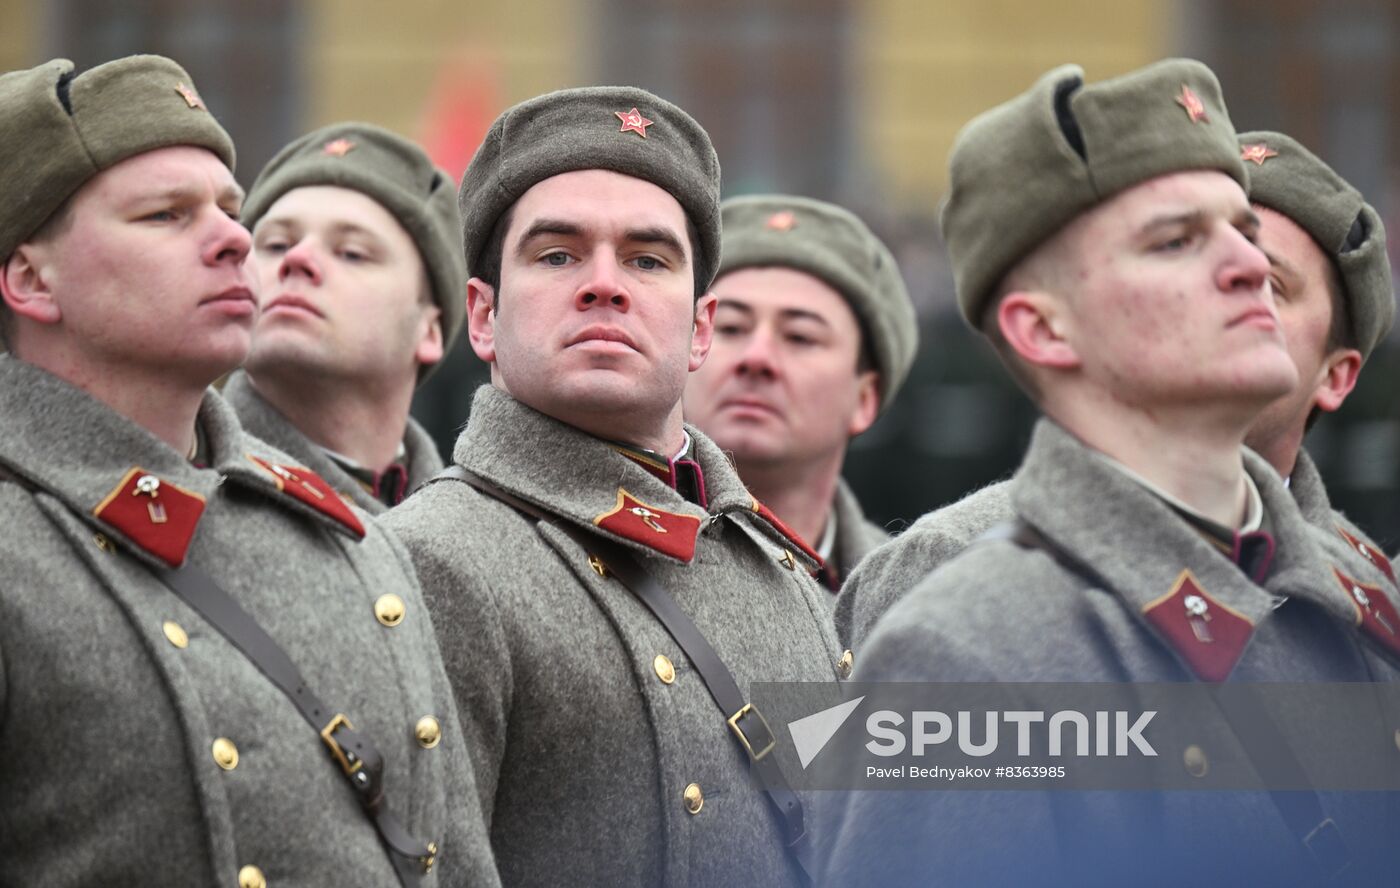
[20,146,254,379]
[467,169,715,436]
[1048,170,1297,408]
[246,185,440,385]
[1245,205,1357,456]
[683,266,878,468]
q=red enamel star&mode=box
[323,138,356,157]
[174,82,204,110]
[766,211,797,231]
[1240,143,1278,166]
[615,107,653,138]
[1175,84,1208,123]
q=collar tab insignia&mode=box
[594,488,701,561]
[1335,568,1400,658]
[93,467,207,567]
[1141,570,1252,680]
[750,499,823,569]
[246,455,366,538]
[1336,526,1396,586]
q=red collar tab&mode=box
[593,488,701,562]
[1336,526,1396,586]
[93,467,207,567]
[612,446,709,509]
[246,455,365,539]
[751,499,823,568]
[1335,568,1400,658]
[1141,570,1254,681]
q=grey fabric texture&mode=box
[941,58,1247,326]
[0,55,235,262]
[1239,130,1395,360]
[817,418,1400,886]
[833,477,1014,649]
[717,195,918,410]
[240,122,468,360]
[828,476,891,593]
[385,385,844,887]
[458,85,722,294]
[0,355,495,888]
[222,369,444,515]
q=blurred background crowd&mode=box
[5,0,1398,544]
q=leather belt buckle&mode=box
[727,703,776,762]
[320,713,363,776]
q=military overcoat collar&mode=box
[1289,447,1397,587]
[452,385,820,567]
[0,356,364,572]
[1010,419,1399,678]
[222,370,442,513]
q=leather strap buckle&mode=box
[727,703,776,762]
[320,713,363,776]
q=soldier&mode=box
[385,87,847,886]
[817,60,1400,885]
[0,57,494,887]
[682,195,918,594]
[223,123,463,512]
[835,129,1396,650]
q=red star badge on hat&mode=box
[1240,143,1279,166]
[174,83,204,110]
[1175,84,1208,123]
[615,107,653,139]
[766,211,797,231]
[323,138,356,157]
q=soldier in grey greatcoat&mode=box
[835,128,1397,650]
[817,60,1400,885]
[385,87,848,887]
[0,56,494,888]
[224,123,465,512]
[683,196,919,595]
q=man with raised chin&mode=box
[386,86,846,887]
[0,56,493,887]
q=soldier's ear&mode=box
[0,244,63,326]
[997,290,1080,370]
[1313,347,1362,414]
[415,303,445,368]
[688,291,718,371]
[466,277,497,364]
[848,370,880,437]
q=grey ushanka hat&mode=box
[1238,130,1394,360]
[941,58,1247,326]
[716,194,918,411]
[458,86,722,295]
[0,54,234,263]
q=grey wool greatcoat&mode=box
[834,448,1395,651]
[0,356,495,888]
[385,386,847,888]
[222,369,445,513]
[816,419,1400,887]
[823,478,889,595]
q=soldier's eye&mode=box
[543,251,570,267]
[635,255,660,271]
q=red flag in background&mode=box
[420,53,501,185]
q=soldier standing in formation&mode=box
[818,59,1400,885]
[0,57,494,887]
[837,129,1396,651]
[385,86,848,886]
[683,195,918,594]
[224,122,464,512]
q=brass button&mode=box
[238,864,267,888]
[654,654,676,685]
[93,532,114,553]
[375,594,406,627]
[1183,744,1209,778]
[212,737,239,771]
[836,649,854,679]
[163,620,189,649]
[683,782,704,814]
[415,716,442,749]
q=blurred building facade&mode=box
[5,0,1399,544]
